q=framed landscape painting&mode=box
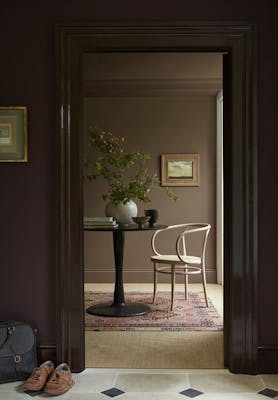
[0,106,27,162]
[161,153,200,186]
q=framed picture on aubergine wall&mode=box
[0,106,28,162]
[161,153,200,187]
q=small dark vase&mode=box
[144,209,160,227]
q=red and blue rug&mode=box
[85,291,223,331]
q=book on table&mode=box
[84,216,113,222]
[84,216,118,228]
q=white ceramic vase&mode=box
[105,200,138,226]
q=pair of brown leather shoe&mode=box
[23,360,74,396]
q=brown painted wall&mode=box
[83,94,217,283]
[0,0,278,371]
[83,52,221,283]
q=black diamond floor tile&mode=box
[258,388,278,398]
[24,390,44,397]
[101,387,125,397]
[179,388,203,398]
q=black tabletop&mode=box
[84,224,167,232]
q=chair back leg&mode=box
[184,268,188,300]
[153,262,157,304]
[171,264,176,311]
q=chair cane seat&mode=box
[151,254,201,265]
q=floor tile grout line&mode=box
[114,371,119,388]
[97,392,271,395]
[82,368,232,374]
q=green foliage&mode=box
[84,127,180,204]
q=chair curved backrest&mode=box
[176,223,211,264]
[151,223,211,263]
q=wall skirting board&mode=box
[37,344,57,365]
[258,346,278,373]
[84,267,217,284]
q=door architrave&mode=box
[56,22,257,373]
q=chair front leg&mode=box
[171,264,176,311]
[153,262,157,304]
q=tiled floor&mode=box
[1,369,278,400]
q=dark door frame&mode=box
[56,22,257,373]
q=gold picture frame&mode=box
[161,153,200,186]
[0,106,28,162]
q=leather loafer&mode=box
[23,360,54,391]
[44,363,74,396]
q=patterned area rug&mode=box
[85,291,223,331]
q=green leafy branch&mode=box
[84,127,180,204]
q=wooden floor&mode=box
[85,283,224,369]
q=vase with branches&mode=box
[84,126,179,224]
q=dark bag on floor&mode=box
[0,321,37,383]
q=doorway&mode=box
[56,22,257,374]
[83,51,224,368]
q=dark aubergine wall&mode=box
[0,0,277,369]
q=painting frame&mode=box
[0,106,28,162]
[161,153,200,186]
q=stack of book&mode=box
[84,216,118,229]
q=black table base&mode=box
[87,302,151,317]
[85,224,167,317]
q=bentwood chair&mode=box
[150,223,211,311]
